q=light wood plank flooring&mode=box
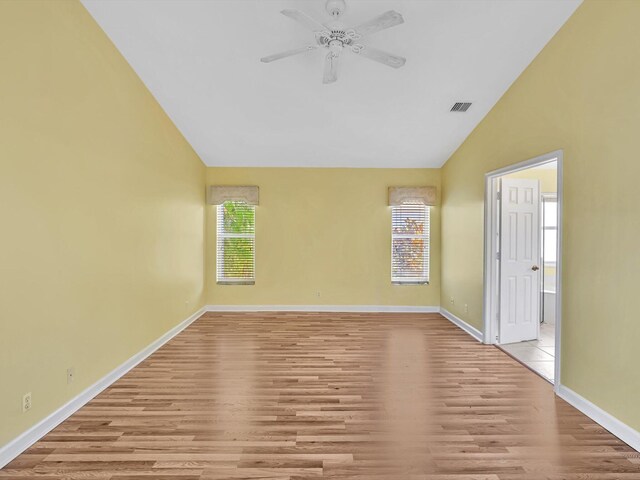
[2,312,639,479]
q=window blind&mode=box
[391,205,430,284]
[216,201,255,284]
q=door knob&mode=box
[531,265,540,271]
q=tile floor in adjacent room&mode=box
[500,322,556,382]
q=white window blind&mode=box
[391,205,430,284]
[216,201,255,284]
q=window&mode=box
[391,205,430,284]
[216,201,255,284]
[542,194,557,265]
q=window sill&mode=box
[217,280,255,285]
[392,281,429,285]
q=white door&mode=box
[499,178,541,344]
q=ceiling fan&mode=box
[261,0,406,84]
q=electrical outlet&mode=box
[450,296,455,305]
[464,304,469,314]
[316,291,321,298]
[22,392,32,413]
[67,367,75,384]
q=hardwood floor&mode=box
[2,312,639,479]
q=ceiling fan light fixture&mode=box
[328,40,343,55]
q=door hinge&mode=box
[496,251,501,260]
[497,191,501,200]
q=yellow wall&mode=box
[206,168,440,306]
[503,166,557,194]
[0,0,205,446]
[441,0,640,430]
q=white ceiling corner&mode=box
[81,0,581,168]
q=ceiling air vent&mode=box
[451,102,472,112]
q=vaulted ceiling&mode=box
[82,0,581,168]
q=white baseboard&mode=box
[205,304,440,313]
[439,307,484,342]
[0,306,206,469]
[557,384,640,452]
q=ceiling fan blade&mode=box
[261,45,318,63]
[281,9,329,32]
[354,45,406,69]
[323,52,339,84]
[351,10,404,37]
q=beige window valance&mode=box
[207,185,259,205]
[388,186,437,206]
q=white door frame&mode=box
[483,150,563,392]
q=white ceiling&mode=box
[82,0,580,168]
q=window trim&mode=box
[541,193,558,267]
[216,201,256,285]
[391,204,430,285]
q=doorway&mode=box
[483,151,562,389]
